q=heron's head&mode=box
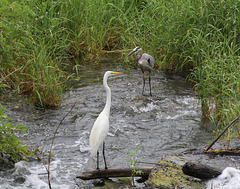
[126,46,142,57]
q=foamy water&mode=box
[207,167,240,189]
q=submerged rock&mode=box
[0,156,15,171]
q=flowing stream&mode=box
[0,55,215,188]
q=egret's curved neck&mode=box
[103,76,111,117]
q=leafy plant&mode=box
[125,146,143,187]
[0,80,32,161]
[0,105,33,161]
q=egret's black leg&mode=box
[97,151,100,170]
[142,71,145,95]
[103,142,108,169]
[149,73,152,96]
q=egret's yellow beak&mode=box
[112,72,124,75]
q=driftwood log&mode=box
[182,162,221,180]
[76,167,153,180]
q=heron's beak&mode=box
[112,72,124,75]
[126,50,135,57]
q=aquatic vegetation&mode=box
[125,146,143,187]
[0,81,32,161]
[0,103,32,161]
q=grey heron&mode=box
[127,47,154,96]
[90,71,123,170]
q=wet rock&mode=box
[0,156,15,170]
[14,176,26,184]
[146,157,205,189]
[182,162,221,179]
[92,178,105,186]
[136,175,149,183]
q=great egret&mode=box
[127,47,154,96]
[90,71,123,170]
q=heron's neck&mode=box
[136,49,143,62]
[136,54,142,63]
[138,49,143,55]
[103,79,111,117]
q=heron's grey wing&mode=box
[142,53,154,68]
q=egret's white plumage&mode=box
[90,112,109,158]
[90,71,123,170]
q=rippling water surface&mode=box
[0,56,214,188]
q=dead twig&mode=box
[205,116,239,151]
[47,100,84,189]
[2,66,23,81]
[1,66,23,89]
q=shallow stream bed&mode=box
[0,57,216,188]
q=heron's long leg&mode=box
[103,142,108,169]
[149,73,152,96]
[142,71,145,95]
[97,151,100,170]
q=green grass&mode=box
[1,0,69,108]
[1,0,240,134]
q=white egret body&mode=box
[90,71,123,170]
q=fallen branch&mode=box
[76,167,153,180]
[204,116,239,151]
[204,148,240,156]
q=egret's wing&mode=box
[90,112,109,158]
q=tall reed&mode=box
[1,0,69,107]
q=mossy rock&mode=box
[146,159,205,189]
